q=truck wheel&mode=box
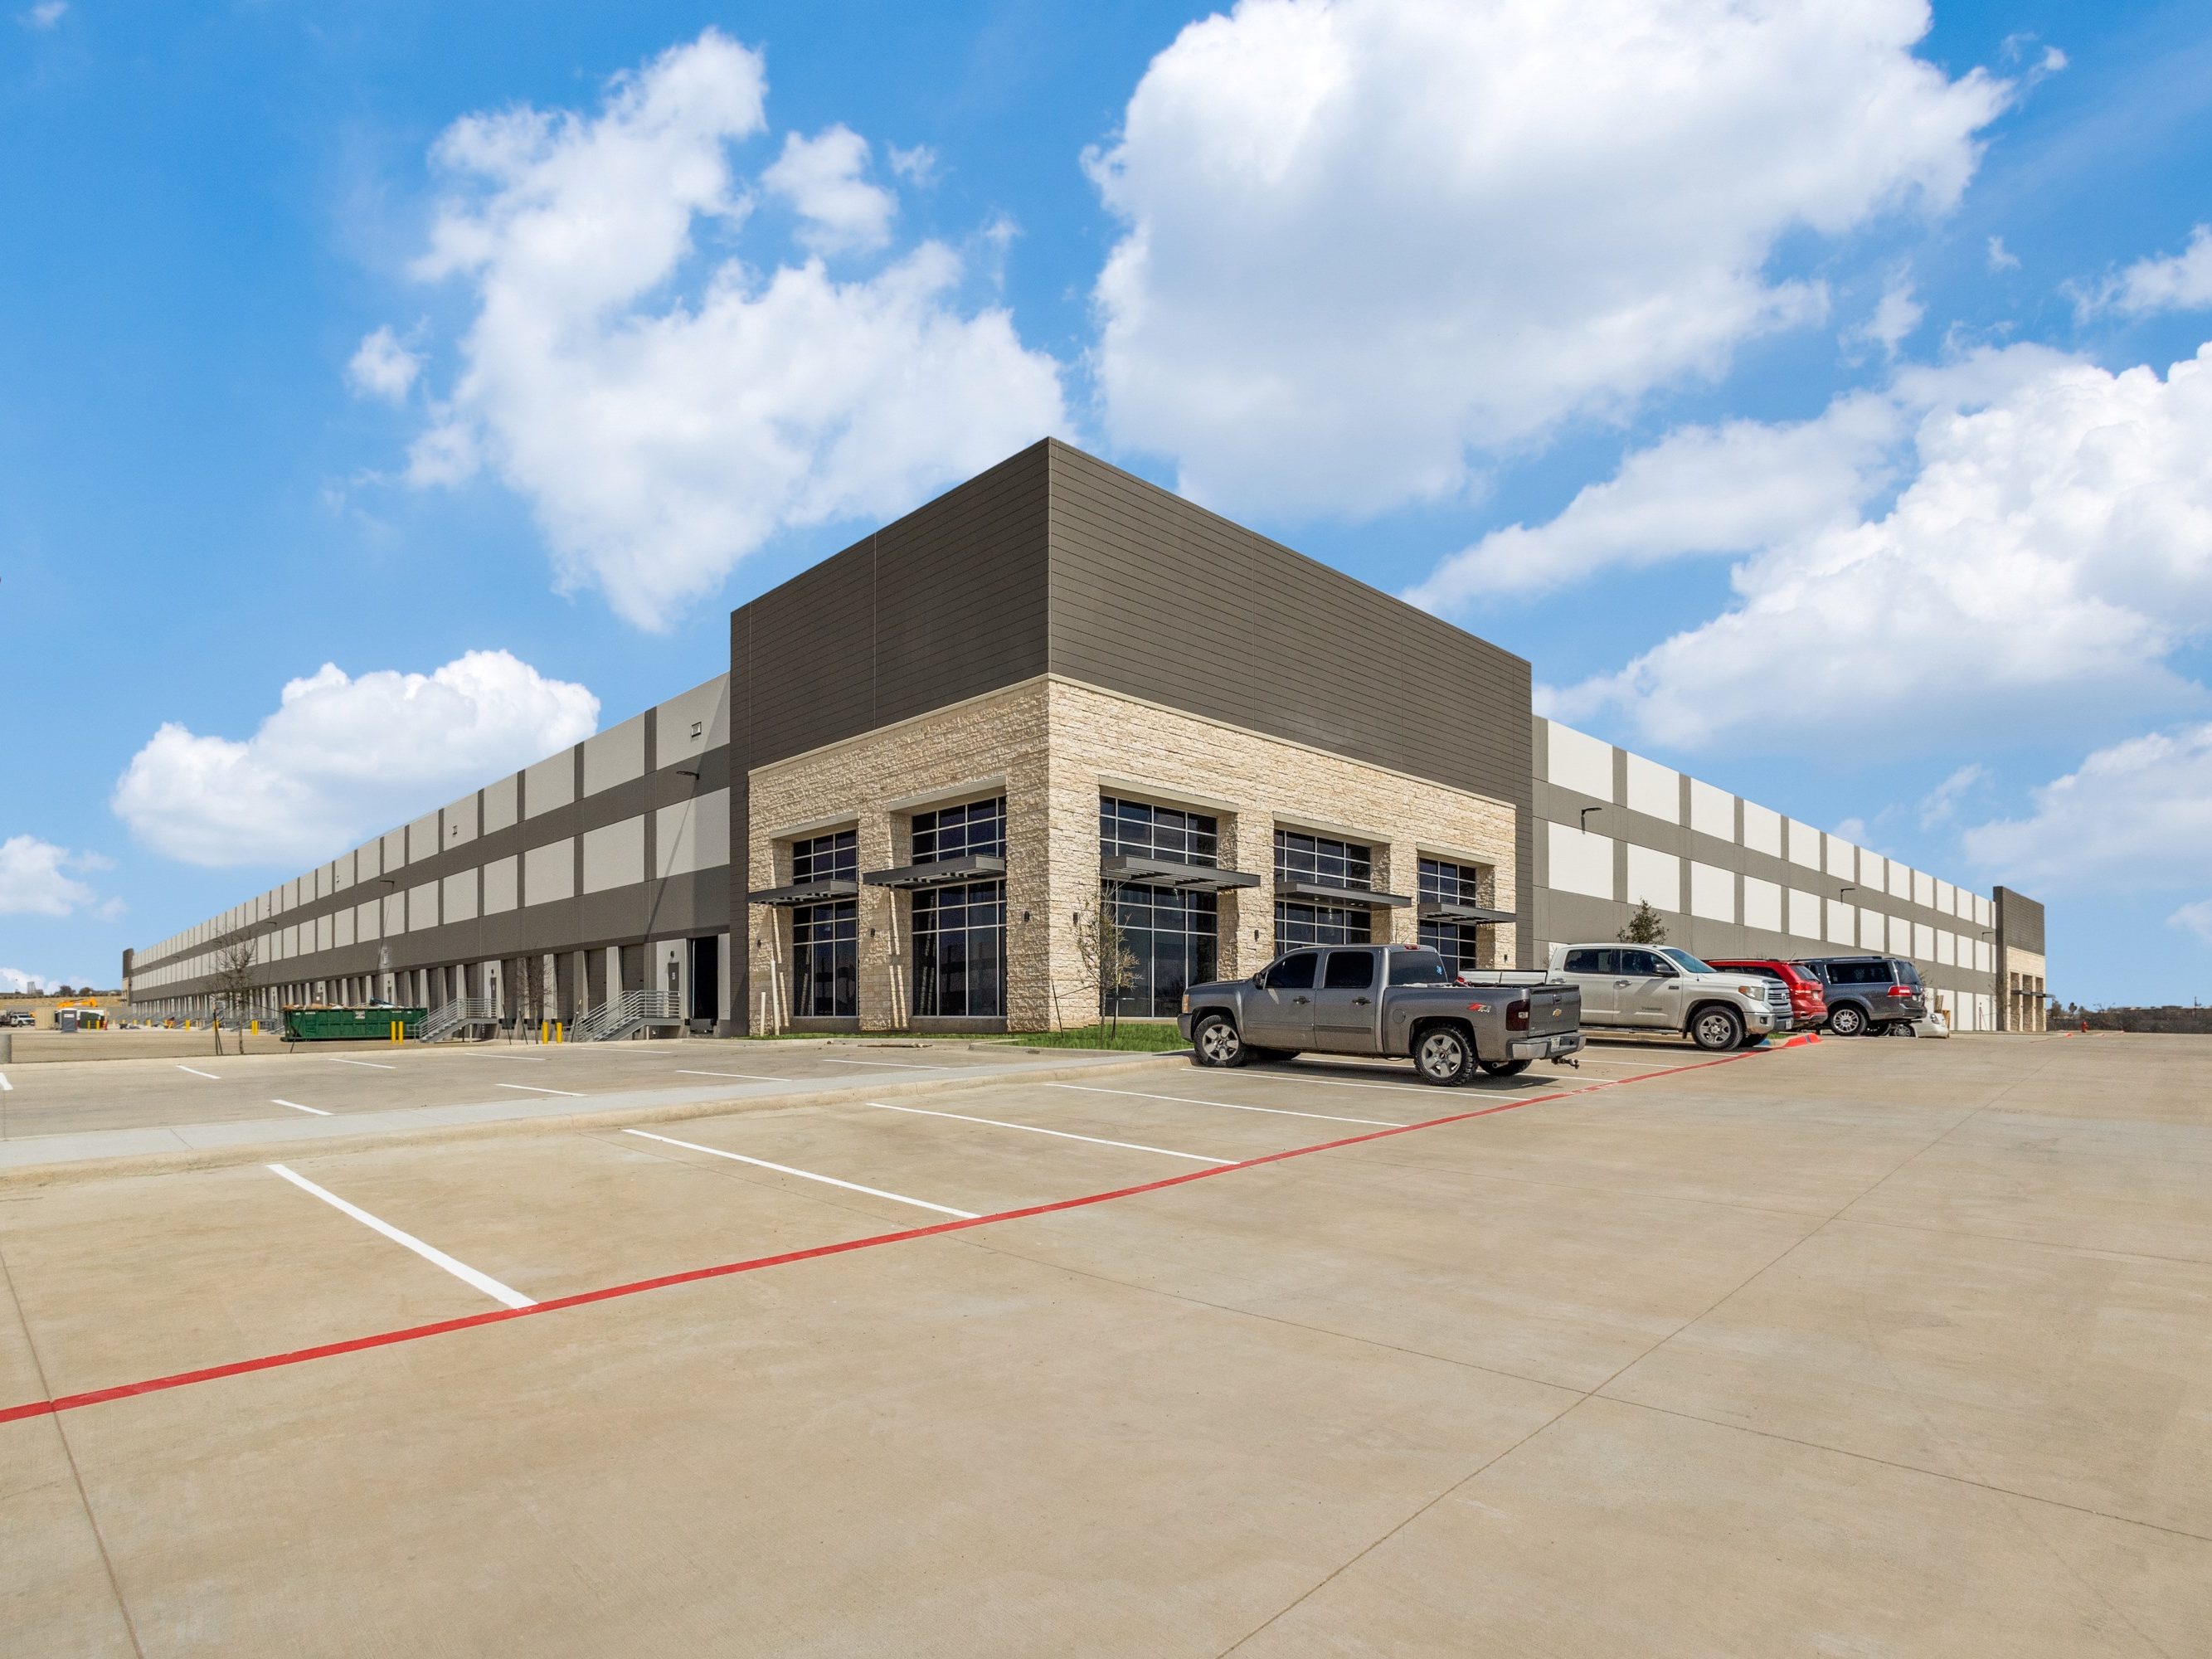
[1690,1005,1743,1052]
[1478,1058,1532,1078]
[1828,1004,1867,1038]
[1190,1014,1249,1068]
[1413,1025,1478,1086]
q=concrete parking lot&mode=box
[4,1032,2207,1656]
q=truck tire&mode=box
[1478,1058,1532,1077]
[1827,1004,1868,1038]
[1689,1005,1743,1052]
[1412,1024,1478,1086]
[1190,1014,1250,1068]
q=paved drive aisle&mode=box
[2,1034,2205,1657]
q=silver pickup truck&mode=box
[1178,943,1584,1086]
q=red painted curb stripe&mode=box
[0,1045,1778,1426]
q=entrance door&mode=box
[1242,950,1320,1049]
[1310,948,1381,1052]
[688,936,720,1024]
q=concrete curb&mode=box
[0,1050,1194,1190]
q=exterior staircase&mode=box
[418,997,500,1043]
[571,989,685,1043]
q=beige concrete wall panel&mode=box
[483,854,519,916]
[408,881,438,932]
[443,793,479,851]
[524,839,576,907]
[1689,860,1734,922]
[382,829,406,873]
[1544,722,1615,801]
[1625,845,1680,912]
[442,870,479,925]
[1624,754,1679,823]
[584,713,647,797]
[581,816,646,895]
[1787,819,1821,869]
[1742,802,1782,858]
[1689,779,1734,842]
[656,789,733,878]
[1547,823,1615,902]
[483,773,519,834]
[525,750,576,818]
[654,675,731,770]
[356,900,380,944]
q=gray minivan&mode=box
[1795,956,1927,1036]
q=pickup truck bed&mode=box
[1179,944,1584,1086]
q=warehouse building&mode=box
[124,440,2049,1036]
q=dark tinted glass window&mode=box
[1275,830,1373,892]
[791,898,857,1017]
[1835,961,1886,985]
[790,830,857,886]
[911,880,1005,1016]
[1891,960,1921,985]
[1622,951,1670,976]
[1100,883,1218,1019]
[1267,951,1319,990]
[1563,948,1611,974]
[1274,900,1372,952]
[1322,950,1375,990]
[1417,857,1487,905]
[1388,951,1453,985]
[912,798,1005,864]
[1100,796,1219,867]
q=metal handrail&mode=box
[419,996,498,1043]
[571,988,680,1043]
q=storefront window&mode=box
[1275,829,1374,952]
[912,800,1005,1017]
[1417,855,1490,974]
[1274,901,1372,951]
[790,830,858,1017]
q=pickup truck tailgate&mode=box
[1525,983,1581,1037]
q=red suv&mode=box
[1705,958,1827,1031]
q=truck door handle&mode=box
[1352,996,1371,1005]
[1614,979,1630,986]
[1292,995,1310,1005]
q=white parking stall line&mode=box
[815,1057,954,1071]
[1242,1071,1439,1097]
[330,1058,396,1070]
[863,1101,1232,1164]
[177,1065,220,1080]
[271,1099,330,1116]
[265,1163,534,1309]
[673,1069,792,1083]
[1042,1081,1401,1128]
[0,1072,11,1092]
[497,1082,586,1098]
[623,1130,978,1218]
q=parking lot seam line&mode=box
[495,1083,586,1097]
[862,1100,1235,1163]
[176,1066,219,1080]
[329,1058,396,1070]
[270,1100,329,1117]
[672,1069,791,1082]
[264,1164,536,1311]
[622,1129,980,1217]
[815,1058,952,1070]
[1594,1393,2212,1547]
[0,1044,1780,1426]
[1043,1082,1402,1128]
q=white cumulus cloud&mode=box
[1087,0,2009,517]
[0,835,101,917]
[2078,225,2212,319]
[348,325,423,402]
[111,651,600,868]
[386,29,1066,630]
[1963,723,2212,896]
[763,125,897,254]
[2169,899,2212,947]
[1541,340,2212,750]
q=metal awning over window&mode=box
[1100,854,1261,892]
[1417,902,1517,925]
[746,878,859,907]
[860,854,1007,891]
[1276,878,1412,908]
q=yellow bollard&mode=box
[538,1020,547,1045]
[250,1019,259,1034]
[555,1021,564,1044]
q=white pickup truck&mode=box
[1547,944,1782,1051]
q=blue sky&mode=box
[4,0,2211,1004]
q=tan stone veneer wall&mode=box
[2005,947,2048,1033]
[745,675,1519,1032]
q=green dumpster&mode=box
[283,1006,425,1042]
